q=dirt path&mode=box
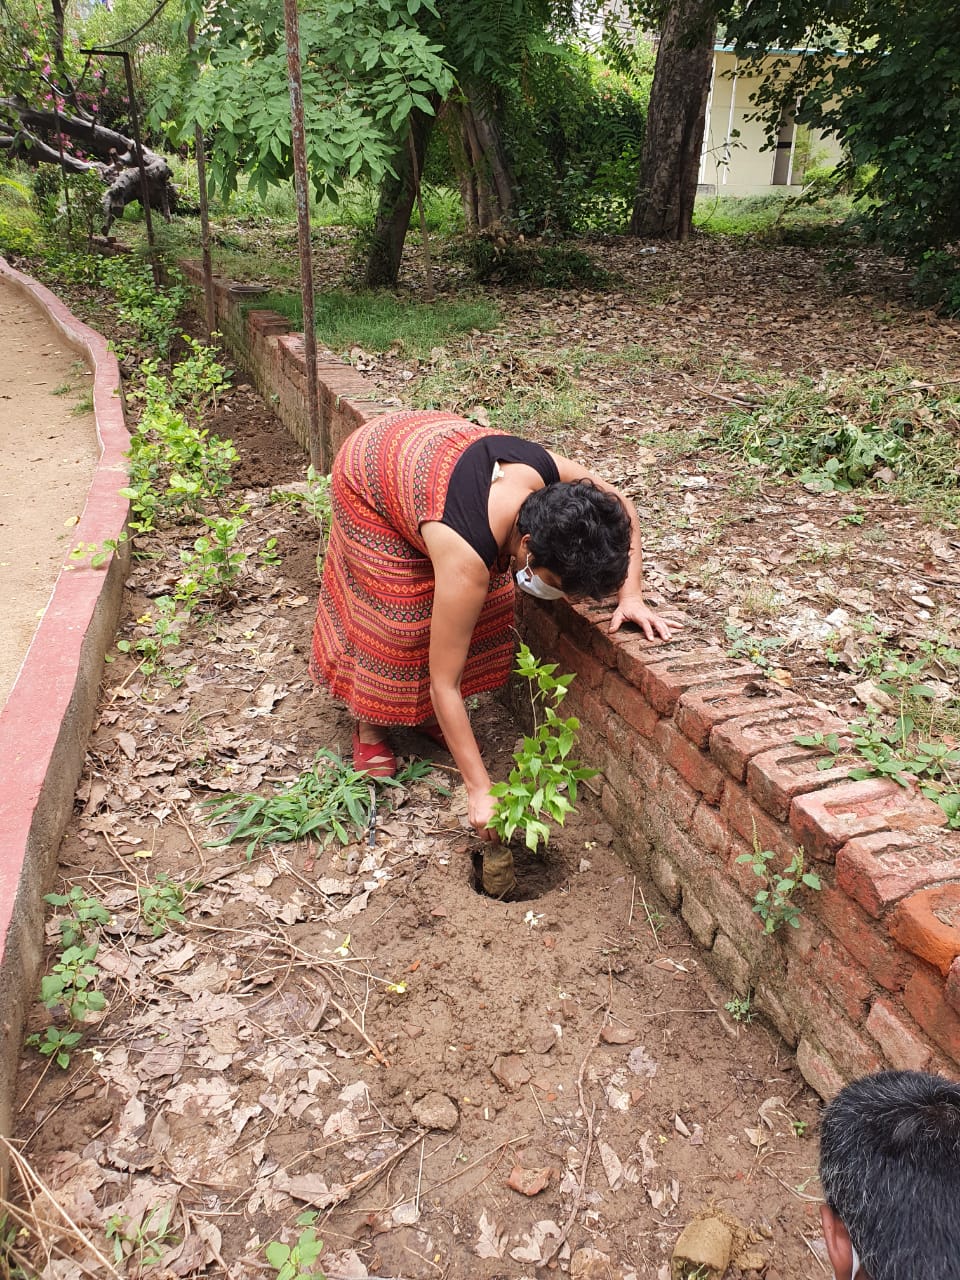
[0,276,98,706]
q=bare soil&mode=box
[9,231,960,1280]
[0,277,98,707]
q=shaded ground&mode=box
[0,277,97,706]
[8,229,960,1279]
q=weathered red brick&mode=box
[602,671,660,738]
[865,999,932,1071]
[790,778,947,863]
[711,931,753,995]
[748,741,856,822]
[681,889,717,947]
[558,599,621,668]
[711,705,842,784]
[612,631,680,685]
[888,885,960,977]
[246,309,290,336]
[796,1037,845,1100]
[947,957,960,1017]
[902,963,960,1065]
[649,814,704,883]
[675,682,802,749]
[555,635,606,690]
[600,729,660,802]
[783,960,883,1078]
[654,720,725,804]
[695,863,770,968]
[720,780,800,864]
[817,885,916,993]
[640,650,761,716]
[780,909,826,967]
[649,845,681,907]
[836,830,960,918]
[651,769,699,829]
[811,937,873,1023]
[691,801,730,860]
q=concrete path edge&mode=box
[0,257,130,1162]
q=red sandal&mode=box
[352,728,397,779]
[418,719,448,751]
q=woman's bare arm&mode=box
[420,521,499,839]
[547,450,674,640]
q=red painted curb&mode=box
[0,257,130,1151]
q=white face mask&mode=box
[515,555,565,600]
[850,1244,862,1280]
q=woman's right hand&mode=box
[469,788,499,842]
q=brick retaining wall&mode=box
[181,263,960,1097]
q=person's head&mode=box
[516,480,632,600]
[819,1070,960,1280]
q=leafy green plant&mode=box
[138,874,187,937]
[105,1201,179,1271]
[796,636,960,826]
[175,511,248,603]
[265,1219,326,1280]
[100,258,187,359]
[724,994,755,1024]
[116,597,187,676]
[489,645,596,852]
[38,944,107,1022]
[723,621,787,673]
[27,941,107,1069]
[27,1026,83,1070]
[735,840,822,934]
[169,335,232,409]
[44,887,110,948]
[206,750,422,857]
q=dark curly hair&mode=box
[517,480,632,599]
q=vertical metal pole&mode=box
[283,0,326,473]
[188,22,215,338]
[119,50,157,275]
[407,122,434,301]
[51,97,72,237]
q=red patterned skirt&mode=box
[310,410,516,725]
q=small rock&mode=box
[506,1165,554,1196]
[529,1030,556,1055]
[737,1251,768,1272]
[571,1246,621,1279]
[403,1023,423,1039]
[672,1217,733,1275]
[600,1024,635,1045]
[411,1092,459,1131]
[492,1054,531,1092]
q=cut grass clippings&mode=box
[707,367,960,518]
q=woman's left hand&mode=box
[609,594,676,640]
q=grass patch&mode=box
[693,192,856,245]
[253,289,501,358]
[706,368,960,517]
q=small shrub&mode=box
[735,841,822,934]
[490,645,596,852]
[456,235,609,289]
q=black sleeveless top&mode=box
[439,435,559,568]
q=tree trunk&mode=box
[455,93,515,230]
[629,1,716,240]
[364,103,437,289]
[0,98,176,232]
